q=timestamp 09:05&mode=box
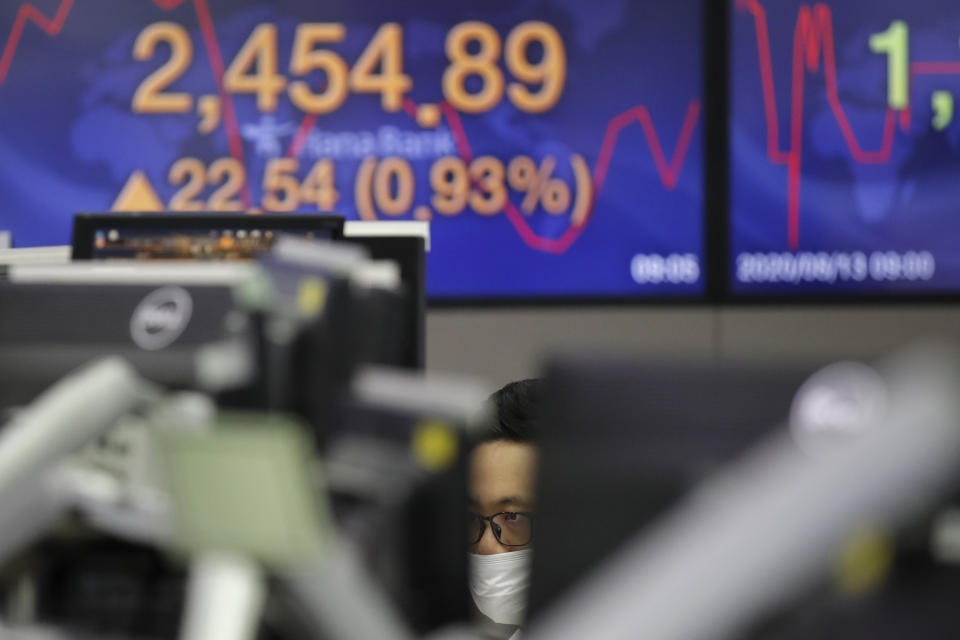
[631,254,701,286]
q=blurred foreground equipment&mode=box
[529,347,960,640]
[0,236,481,640]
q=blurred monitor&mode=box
[529,355,960,636]
[0,246,408,437]
[343,233,426,369]
[71,214,423,369]
[3,539,186,639]
[327,400,471,633]
[0,263,256,412]
[528,356,814,619]
[71,213,343,261]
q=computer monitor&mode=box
[326,400,471,632]
[343,234,426,369]
[2,1,707,302]
[527,355,815,619]
[528,352,960,638]
[71,213,343,261]
[71,214,423,369]
[0,265,262,415]
[0,243,408,435]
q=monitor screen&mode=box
[0,0,705,300]
[528,355,814,619]
[71,213,343,260]
[91,227,336,260]
[730,0,960,297]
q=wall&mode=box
[426,305,960,389]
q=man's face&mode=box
[469,439,538,555]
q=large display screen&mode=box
[0,0,705,300]
[731,0,960,296]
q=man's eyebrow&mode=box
[494,496,534,509]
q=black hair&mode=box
[481,378,541,443]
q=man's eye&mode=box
[503,512,519,521]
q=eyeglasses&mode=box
[468,511,534,547]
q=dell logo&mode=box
[130,286,194,351]
[789,361,887,458]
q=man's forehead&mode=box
[469,440,538,507]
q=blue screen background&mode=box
[731,0,960,295]
[0,0,704,299]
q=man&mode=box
[468,379,540,639]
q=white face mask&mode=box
[468,549,532,626]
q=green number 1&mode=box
[870,20,910,110]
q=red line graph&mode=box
[1,0,253,206]
[284,96,700,254]
[913,61,960,75]
[1,0,701,253]
[187,0,252,207]
[0,0,73,85]
[285,97,700,253]
[434,99,701,254]
[287,113,318,159]
[738,0,960,250]
[398,97,701,254]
